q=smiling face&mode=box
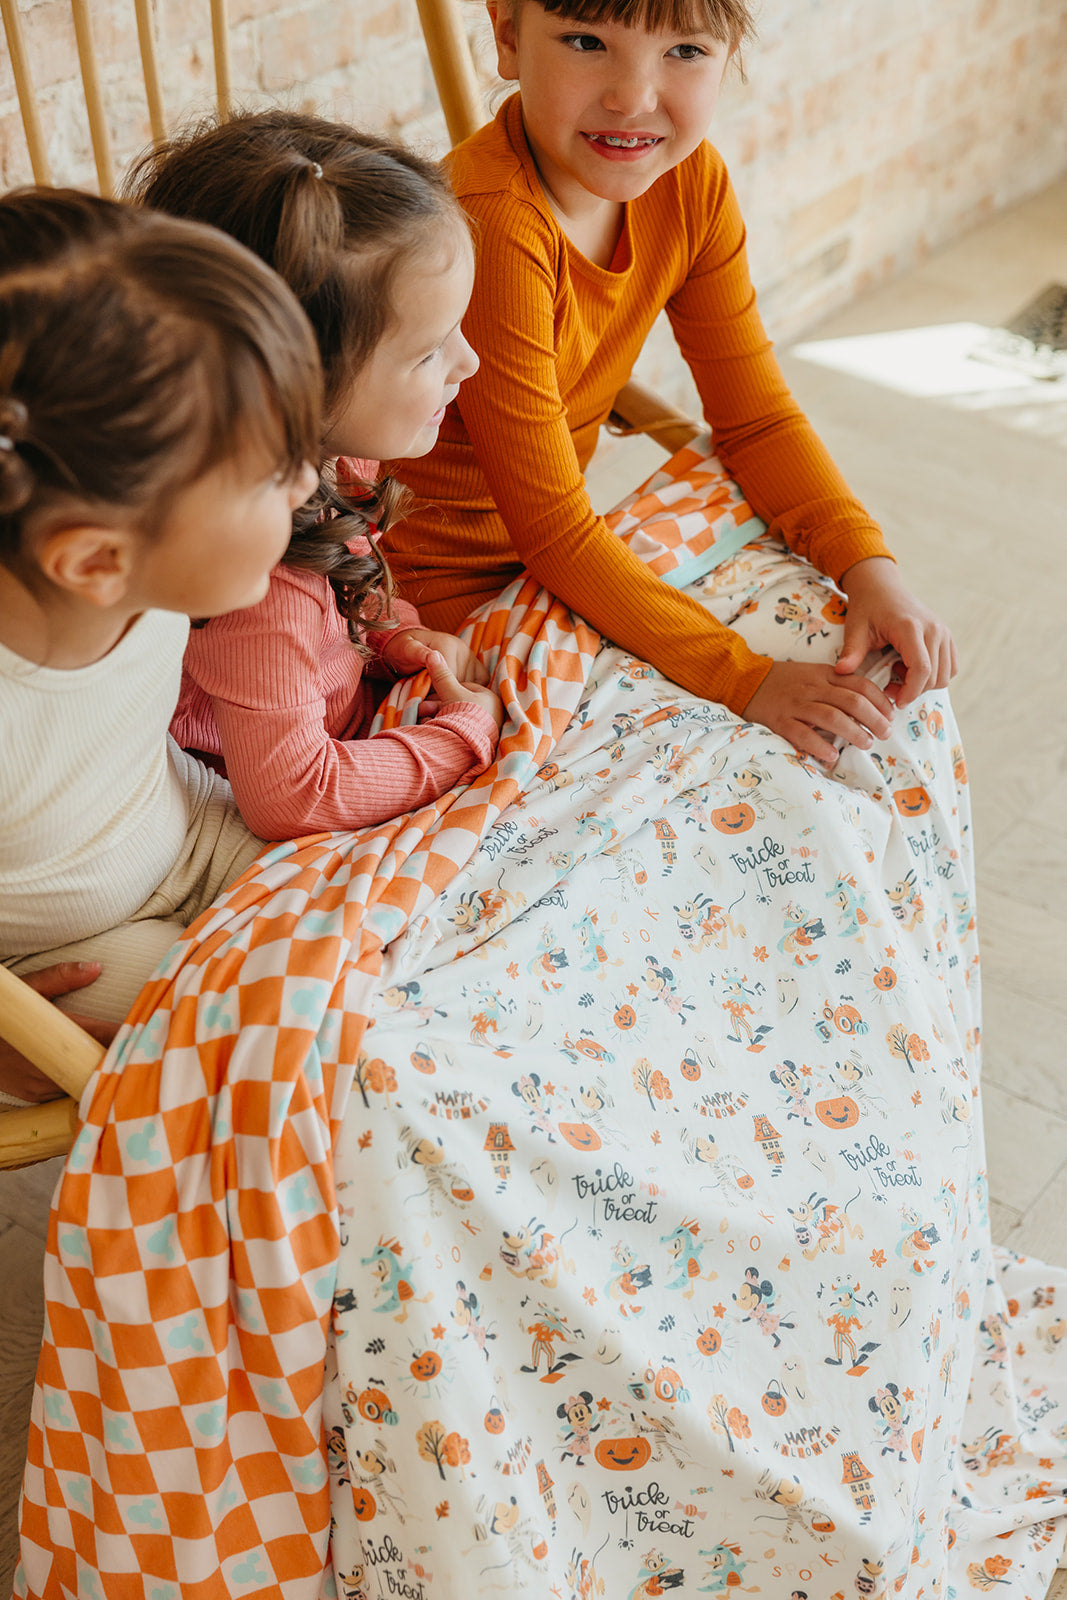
[322,221,478,462]
[490,0,732,222]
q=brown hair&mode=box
[125,109,468,643]
[510,0,755,50]
[0,187,321,578]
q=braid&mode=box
[284,473,411,647]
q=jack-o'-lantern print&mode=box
[350,1486,376,1521]
[696,1326,722,1358]
[894,785,931,817]
[594,1435,652,1472]
[558,1121,602,1151]
[409,1351,442,1384]
[484,1407,506,1435]
[680,1050,701,1081]
[762,1379,787,1417]
[815,1095,861,1129]
[711,802,756,835]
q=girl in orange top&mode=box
[389,0,958,765]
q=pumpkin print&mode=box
[911,1428,924,1462]
[873,965,897,991]
[558,1121,602,1151]
[484,1408,505,1434]
[351,1487,377,1522]
[893,785,931,817]
[815,1095,861,1130]
[679,1053,701,1082]
[356,1386,397,1425]
[761,1380,787,1417]
[648,1364,687,1405]
[594,1436,652,1472]
[409,1351,442,1383]
[711,802,756,834]
[821,594,847,625]
[696,1326,722,1358]
[832,1003,865,1034]
[614,1004,637,1030]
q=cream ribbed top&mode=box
[0,609,197,957]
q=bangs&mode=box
[536,0,755,46]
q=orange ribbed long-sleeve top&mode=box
[389,94,893,714]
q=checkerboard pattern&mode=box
[604,430,765,585]
[16,577,598,1600]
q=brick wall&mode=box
[3,0,1066,402]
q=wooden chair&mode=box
[0,965,104,1169]
[414,0,702,455]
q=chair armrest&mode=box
[0,1097,81,1169]
[0,961,106,1101]
[606,378,704,455]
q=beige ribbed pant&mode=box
[6,766,264,1027]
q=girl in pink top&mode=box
[128,111,504,841]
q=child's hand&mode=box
[0,962,117,1103]
[744,660,895,766]
[837,557,958,707]
[423,650,505,734]
[381,627,489,686]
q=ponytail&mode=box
[124,109,465,638]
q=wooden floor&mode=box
[3,177,1066,1593]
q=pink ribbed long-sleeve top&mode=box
[171,539,497,842]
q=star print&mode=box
[431,1323,445,1340]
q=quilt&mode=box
[17,440,1067,1600]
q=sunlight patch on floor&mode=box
[791,323,1067,446]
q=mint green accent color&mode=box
[658,516,766,590]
